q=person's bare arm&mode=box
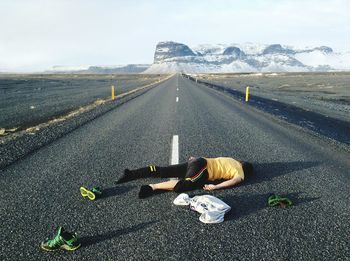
[203,176,243,191]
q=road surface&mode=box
[0,74,349,260]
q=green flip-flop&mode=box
[268,194,293,208]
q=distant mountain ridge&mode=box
[145,41,350,73]
[41,42,350,74]
[47,64,151,74]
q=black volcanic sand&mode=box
[197,72,350,123]
[0,74,164,130]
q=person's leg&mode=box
[173,173,208,193]
[138,158,208,198]
[173,157,209,193]
[116,162,188,184]
[150,180,179,190]
[138,180,180,198]
[154,163,188,178]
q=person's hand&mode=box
[203,184,216,191]
[188,156,196,161]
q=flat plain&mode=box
[0,74,163,130]
[197,72,350,122]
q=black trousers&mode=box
[139,158,209,193]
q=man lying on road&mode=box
[116,157,253,198]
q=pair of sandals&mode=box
[268,194,293,208]
[80,187,102,201]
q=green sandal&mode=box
[80,186,102,200]
[41,227,81,251]
[268,194,293,208]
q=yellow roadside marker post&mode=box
[245,86,249,102]
[111,85,115,100]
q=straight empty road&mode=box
[0,74,349,260]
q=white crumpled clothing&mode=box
[173,193,190,205]
[173,194,231,224]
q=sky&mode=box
[0,0,349,72]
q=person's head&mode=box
[240,161,254,178]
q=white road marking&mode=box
[171,135,179,165]
[176,97,179,102]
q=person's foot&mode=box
[138,185,154,199]
[40,227,81,251]
[115,169,133,184]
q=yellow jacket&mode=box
[205,157,244,181]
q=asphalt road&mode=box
[0,74,349,261]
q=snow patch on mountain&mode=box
[50,65,91,71]
[295,51,350,70]
[145,41,350,73]
[47,64,150,74]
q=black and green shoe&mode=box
[80,186,102,200]
[40,227,81,251]
[268,194,293,208]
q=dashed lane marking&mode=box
[171,135,179,165]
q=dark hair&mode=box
[241,161,254,178]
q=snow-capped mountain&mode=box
[46,64,150,74]
[145,41,350,73]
